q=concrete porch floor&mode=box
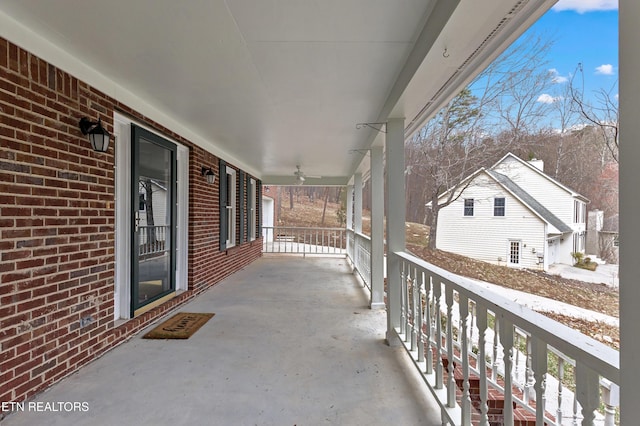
[2,256,441,426]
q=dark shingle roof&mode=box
[486,170,573,234]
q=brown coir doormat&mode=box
[143,312,215,339]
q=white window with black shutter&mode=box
[219,160,236,250]
[249,178,257,241]
[239,170,245,244]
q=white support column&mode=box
[385,117,405,345]
[353,173,363,234]
[347,185,354,229]
[620,1,640,422]
[370,145,385,309]
[346,183,354,260]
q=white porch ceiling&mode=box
[0,0,555,185]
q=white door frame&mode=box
[113,112,188,320]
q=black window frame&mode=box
[494,197,506,216]
[463,198,474,216]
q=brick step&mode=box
[441,355,555,426]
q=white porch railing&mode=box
[392,250,620,426]
[138,225,168,256]
[262,226,346,256]
[346,229,372,291]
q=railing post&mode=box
[459,294,471,425]
[425,274,434,375]
[601,381,619,426]
[416,270,425,363]
[476,305,489,425]
[445,286,456,408]
[575,362,600,425]
[531,336,547,425]
[434,277,443,389]
[385,117,405,345]
[500,317,514,425]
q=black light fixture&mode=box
[201,166,215,184]
[79,117,111,153]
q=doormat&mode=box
[143,312,215,339]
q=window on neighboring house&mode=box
[574,200,586,224]
[249,178,257,241]
[464,199,474,216]
[573,232,586,253]
[494,197,505,216]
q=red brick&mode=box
[1,270,31,283]
[17,297,46,312]
[2,229,31,239]
[1,250,30,262]
[16,258,45,269]
[0,371,29,396]
[0,206,31,216]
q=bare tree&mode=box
[471,33,555,147]
[140,178,157,245]
[289,187,294,209]
[569,63,619,163]
[407,33,557,249]
[409,88,492,249]
[320,187,330,224]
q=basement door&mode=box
[508,240,522,267]
[131,124,177,317]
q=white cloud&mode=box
[549,68,569,84]
[537,94,560,104]
[595,64,615,75]
[552,0,618,13]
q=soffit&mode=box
[0,0,554,184]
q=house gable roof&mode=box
[491,153,589,203]
[425,167,487,208]
[486,170,573,234]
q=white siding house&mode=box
[433,153,588,271]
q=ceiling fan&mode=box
[294,165,321,185]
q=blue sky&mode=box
[527,0,618,110]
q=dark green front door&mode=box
[131,125,177,316]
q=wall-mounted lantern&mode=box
[79,117,111,153]
[201,166,215,184]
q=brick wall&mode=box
[0,37,262,405]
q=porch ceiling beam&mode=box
[260,176,348,186]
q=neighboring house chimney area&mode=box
[528,158,544,171]
[587,210,619,264]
